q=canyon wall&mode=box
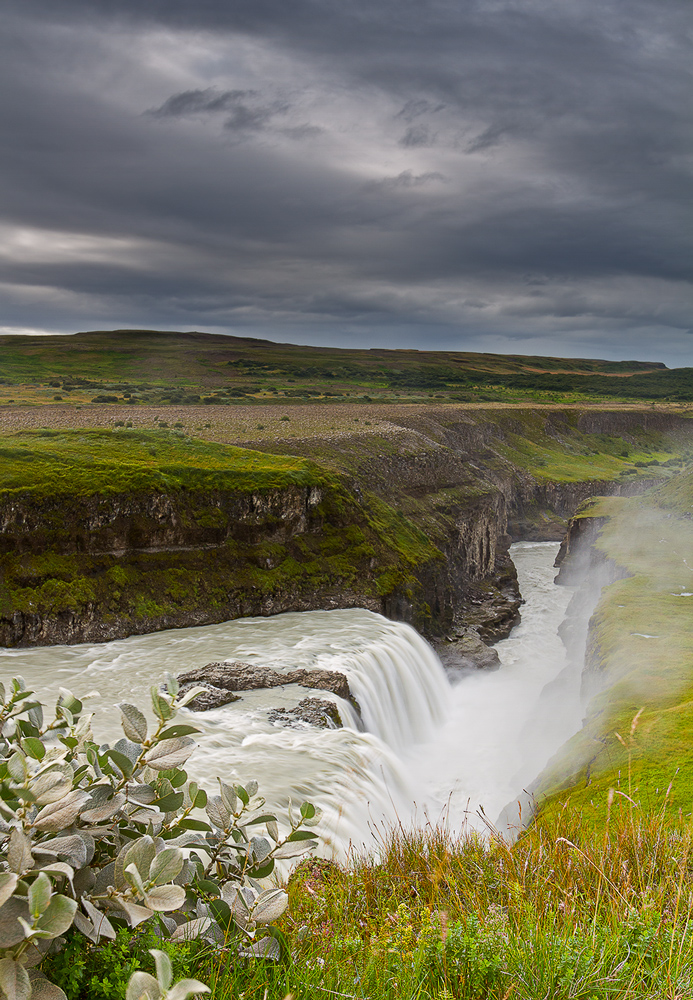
[1,406,690,648]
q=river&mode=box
[0,542,583,854]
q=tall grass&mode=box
[59,791,693,999]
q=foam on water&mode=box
[0,543,582,853]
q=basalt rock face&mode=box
[0,483,384,647]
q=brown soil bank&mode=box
[0,405,690,647]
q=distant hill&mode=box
[0,329,690,404]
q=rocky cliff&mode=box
[0,406,690,648]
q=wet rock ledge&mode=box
[176,660,353,725]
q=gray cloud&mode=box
[149,88,257,117]
[0,0,691,363]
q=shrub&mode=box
[0,675,319,998]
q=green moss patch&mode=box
[0,428,328,497]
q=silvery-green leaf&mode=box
[239,936,282,960]
[7,752,28,783]
[164,673,179,699]
[144,884,185,912]
[250,836,272,864]
[250,889,288,925]
[245,780,258,797]
[33,790,90,832]
[81,898,116,940]
[124,836,157,880]
[144,737,195,772]
[57,688,82,716]
[220,883,240,908]
[27,703,43,731]
[272,839,316,860]
[166,979,211,1000]
[149,949,172,992]
[126,971,162,1000]
[205,795,230,830]
[109,897,154,928]
[73,910,99,944]
[118,703,148,744]
[31,765,73,806]
[175,686,208,709]
[81,792,126,824]
[126,784,157,804]
[0,873,18,908]
[31,862,74,885]
[148,848,184,886]
[218,780,237,815]
[36,894,77,937]
[0,957,31,1000]
[150,689,173,723]
[169,917,212,942]
[28,872,52,917]
[125,863,146,898]
[33,834,87,867]
[27,969,68,1000]
[0,897,30,948]
[8,829,32,875]
[93,861,116,895]
[266,819,279,842]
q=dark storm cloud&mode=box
[0,0,691,362]
[149,89,257,118]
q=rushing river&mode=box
[0,542,583,853]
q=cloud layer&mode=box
[1,0,691,362]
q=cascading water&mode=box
[0,543,584,854]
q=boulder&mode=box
[435,632,501,674]
[177,682,240,711]
[268,698,342,729]
[177,660,352,709]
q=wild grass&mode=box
[49,797,693,999]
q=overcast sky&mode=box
[2,0,692,364]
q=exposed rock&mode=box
[177,660,352,703]
[177,682,240,711]
[268,698,342,729]
[435,632,501,674]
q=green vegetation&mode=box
[1,329,691,407]
[0,429,444,633]
[0,675,318,1000]
[536,471,693,825]
[41,806,693,998]
[0,429,329,498]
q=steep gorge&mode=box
[0,405,690,648]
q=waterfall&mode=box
[317,618,450,749]
[0,545,581,854]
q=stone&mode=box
[177,660,353,707]
[177,682,241,711]
[435,631,501,674]
[268,698,342,729]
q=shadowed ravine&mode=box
[0,543,582,854]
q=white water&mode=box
[0,543,583,853]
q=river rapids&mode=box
[0,543,584,855]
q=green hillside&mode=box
[0,329,689,407]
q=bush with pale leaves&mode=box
[0,674,319,999]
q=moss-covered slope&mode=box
[535,470,693,823]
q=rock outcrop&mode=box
[177,660,352,711]
[434,632,501,675]
[268,698,342,729]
